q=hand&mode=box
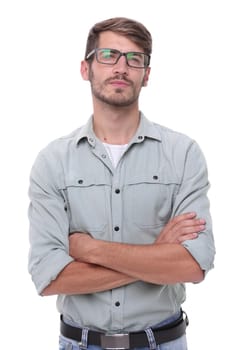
[69,232,94,261]
[155,212,205,244]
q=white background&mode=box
[0,0,248,349]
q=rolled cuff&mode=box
[182,234,215,277]
[30,250,74,295]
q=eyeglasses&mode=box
[86,48,150,68]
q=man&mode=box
[28,17,215,350]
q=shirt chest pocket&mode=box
[124,173,180,229]
[64,175,111,234]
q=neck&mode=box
[92,102,140,145]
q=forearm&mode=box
[69,214,205,286]
[42,261,136,296]
[83,241,204,284]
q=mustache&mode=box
[105,75,133,85]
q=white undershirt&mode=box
[103,143,128,168]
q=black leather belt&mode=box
[60,312,188,349]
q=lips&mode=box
[110,79,130,87]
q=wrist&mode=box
[86,239,106,264]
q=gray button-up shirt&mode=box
[28,113,215,332]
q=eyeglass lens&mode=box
[97,49,148,68]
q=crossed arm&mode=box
[42,212,205,296]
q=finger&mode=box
[177,232,199,243]
[173,219,206,232]
[157,222,205,244]
[171,212,197,224]
[175,223,206,236]
[165,212,197,230]
[156,231,199,244]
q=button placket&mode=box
[111,177,122,242]
[92,147,114,172]
[110,170,124,330]
[111,287,124,330]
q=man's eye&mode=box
[127,53,142,62]
[126,52,135,60]
[101,50,112,59]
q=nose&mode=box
[112,55,129,74]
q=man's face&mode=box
[82,31,150,107]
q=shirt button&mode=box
[101,154,107,159]
[115,189,120,194]
[78,179,83,184]
[138,136,143,140]
[115,301,120,307]
[153,175,158,180]
[114,226,120,232]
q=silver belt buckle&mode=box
[100,333,130,349]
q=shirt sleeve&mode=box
[172,140,216,275]
[28,148,74,295]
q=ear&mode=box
[142,67,151,86]
[80,60,90,81]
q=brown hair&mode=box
[84,17,152,60]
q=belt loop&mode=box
[144,328,157,350]
[79,326,90,350]
[65,343,73,350]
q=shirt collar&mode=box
[74,112,162,147]
[132,112,162,144]
[74,116,96,147]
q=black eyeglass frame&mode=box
[86,48,151,68]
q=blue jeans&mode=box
[59,312,188,350]
[59,335,188,350]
